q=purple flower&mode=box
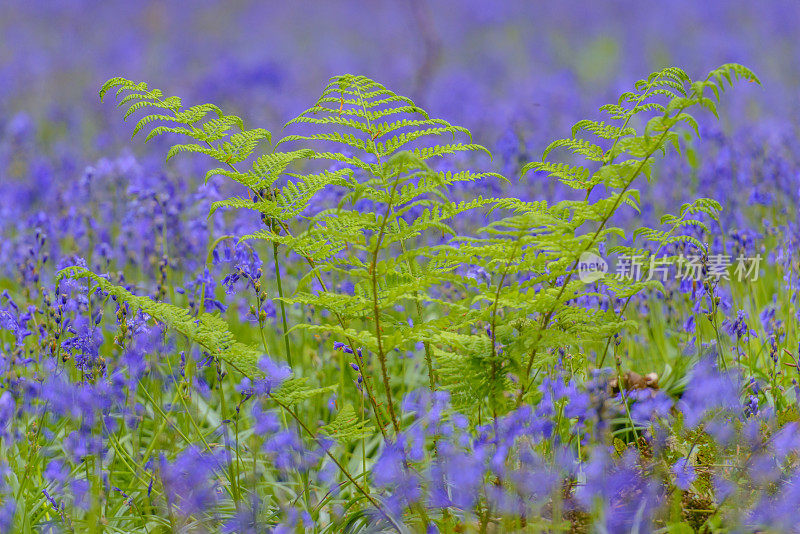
[722,309,751,340]
[749,470,800,532]
[222,495,265,533]
[253,356,292,395]
[677,358,741,429]
[43,460,70,489]
[333,341,350,353]
[332,341,361,357]
[629,389,673,424]
[42,489,60,512]
[713,474,736,502]
[0,497,15,533]
[575,448,661,532]
[0,392,15,438]
[672,458,696,490]
[772,423,800,460]
[71,479,91,511]
[158,446,223,518]
[251,402,281,436]
[262,429,322,474]
[63,431,102,463]
[372,441,407,489]
[431,445,485,509]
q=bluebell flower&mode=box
[43,460,70,489]
[629,388,672,424]
[0,497,15,533]
[723,309,751,341]
[575,448,660,532]
[251,402,281,436]
[71,479,91,511]
[672,458,696,490]
[683,314,696,334]
[772,422,800,461]
[705,416,736,448]
[253,356,292,396]
[63,431,102,463]
[158,446,223,518]
[222,494,265,533]
[748,470,800,532]
[373,437,411,485]
[263,429,319,473]
[677,358,740,429]
[42,489,60,513]
[0,392,15,439]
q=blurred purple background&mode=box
[2,1,796,153]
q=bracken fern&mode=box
[66,63,756,454]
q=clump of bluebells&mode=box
[357,359,800,532]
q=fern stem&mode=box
[596,216,693,368]
[613,348,641,444]
[278,240,390,437]
[201,132,295,368]
[293,249,389,439]
[215,357,243,507]
[371,267,400,434]
[368,173,404,434]
[13,402,48,504]
[355,81,405,434]
[597,294,634,368]
[272,242,294,368]
[393,225,437,392]
[488,240,519,418]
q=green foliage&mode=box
[98,64,758,428]
[270,377,338,405]
[0,61,764,533]
[438,64,759,413]
[100,77,271,171]
[320,403,373,442]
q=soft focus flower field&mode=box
[0,2,799,533]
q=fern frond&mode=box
[100,76,273,171]
[278,132,370,154]
[56,266,261,377]
[522,161,592,188]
